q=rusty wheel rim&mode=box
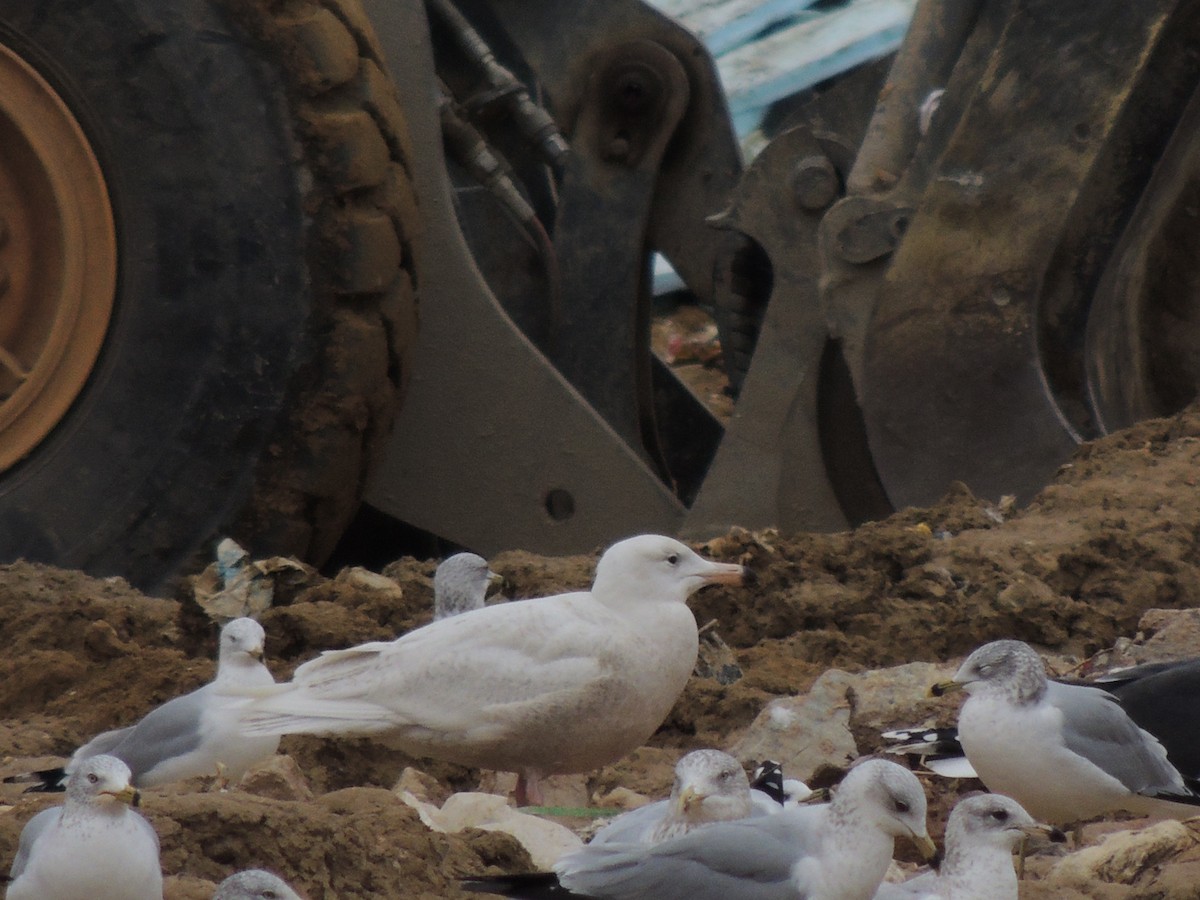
[0,41,116,473]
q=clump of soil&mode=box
[4,405,1200,896]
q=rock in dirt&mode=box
[240,754,314,802]
[731,662,956,780]
[1048,819,1200,889]
[731,669,857,778]
[1085,606,1200,674]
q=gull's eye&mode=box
[990,808,1009,822]
[666,554,679,565]
[893,798,910,814]
[262,892,277,899]
[87,773,99,784]
[719,769,736,782]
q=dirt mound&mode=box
[4,404,1200,896]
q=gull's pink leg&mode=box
[515,769,544,806]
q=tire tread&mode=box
[217,0,420,564]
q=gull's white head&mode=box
[219,617,267,664]
[833,759,935,858]
[212,869,303,900]
[945,794,1051,854]
[669,749,753,824]
[948,640,1047,703]
[433,552,498,620]
[592,535,744,607]
[67,754,138,807]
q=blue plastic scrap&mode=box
[645,0,917,139]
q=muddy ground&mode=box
[4,403,1200,897]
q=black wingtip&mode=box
[750,760,786,805]
[1147,787,1200,808]
[3,767,67,793]
[461,873,571,899]
[462,880,508,896]
[22,783,65,794]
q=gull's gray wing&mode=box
[72,725,136,764]
[594,796,773,847]
[106,686,211,782]
[10,807,60,879]
[559,809,820,900]
[590,801,670,845]
[1047,680,1187,795]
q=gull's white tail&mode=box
[238,692,393,738]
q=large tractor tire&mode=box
[0,0,419,592]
